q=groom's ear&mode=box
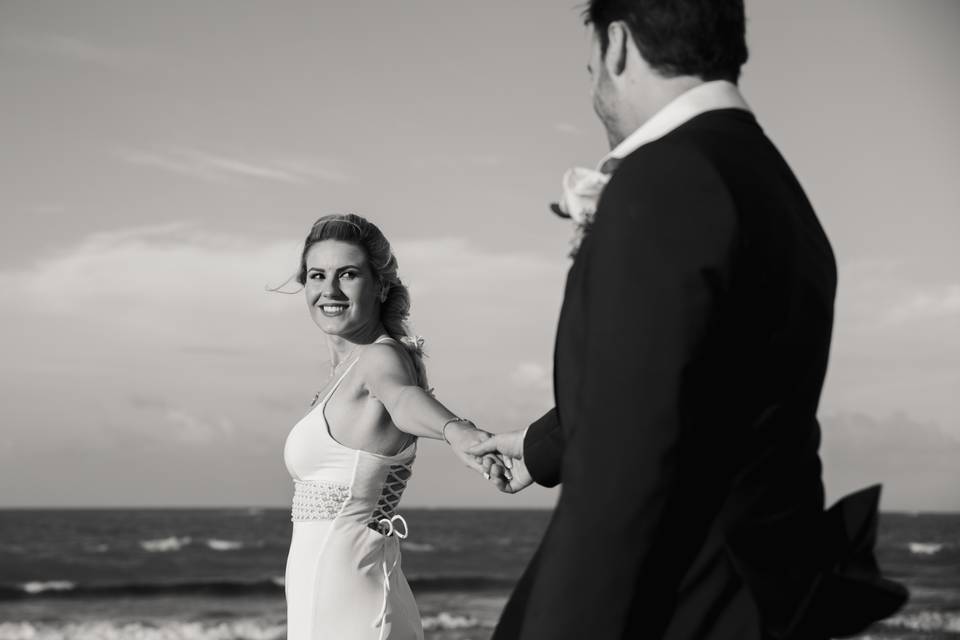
[604,21,629,77]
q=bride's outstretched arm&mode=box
[357,342,496,473]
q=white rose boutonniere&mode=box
[550,166,611,257]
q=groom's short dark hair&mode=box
[585,0,748,83]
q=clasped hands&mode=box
[444,423,533,494]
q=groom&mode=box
[469,1,906,639]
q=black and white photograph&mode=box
[1,1,958,639]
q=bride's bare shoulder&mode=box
[357,341,415,385]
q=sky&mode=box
[1,1,958,511]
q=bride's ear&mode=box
[604,21,629,77]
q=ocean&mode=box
[0,509,957,639]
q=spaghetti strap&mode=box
[319,345,417,460]
[319,359,359,407]
[320,337,393,407]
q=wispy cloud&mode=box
[885,284,960,324]
[2,32,150,70]
[81,221,197,248]
[835,259,960,329]
[164,408,236,445]
[509,361,554,408]
[117,147,353,185]
[510,362,552,391]
[272,155,355,183]
[26,203,68,216]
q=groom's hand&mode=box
[468,430,533,494]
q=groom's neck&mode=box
[608,74,704,148]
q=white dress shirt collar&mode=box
[598,80,751,171]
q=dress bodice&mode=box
[283,340,416,529]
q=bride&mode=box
[281,213,496,640]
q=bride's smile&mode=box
[319,303,348,316]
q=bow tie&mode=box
[549,157,621,225]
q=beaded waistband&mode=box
[291,479,351,522]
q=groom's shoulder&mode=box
[597,136,738,244]
[606,132,730,204]
[607,109,766,197]
[619,134,713,173]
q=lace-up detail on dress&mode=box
[369,461,413,527]
[291,479,351,521]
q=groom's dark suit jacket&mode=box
[494,109,906,640]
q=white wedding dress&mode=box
[283,337,423,640]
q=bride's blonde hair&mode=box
[294,213,428,389]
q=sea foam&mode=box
[140,537,192,552]
[421,611,487,631]
[908,541,944,555]
[20,581,75,595]
[206,539,244,551]
[883,610,960,632]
